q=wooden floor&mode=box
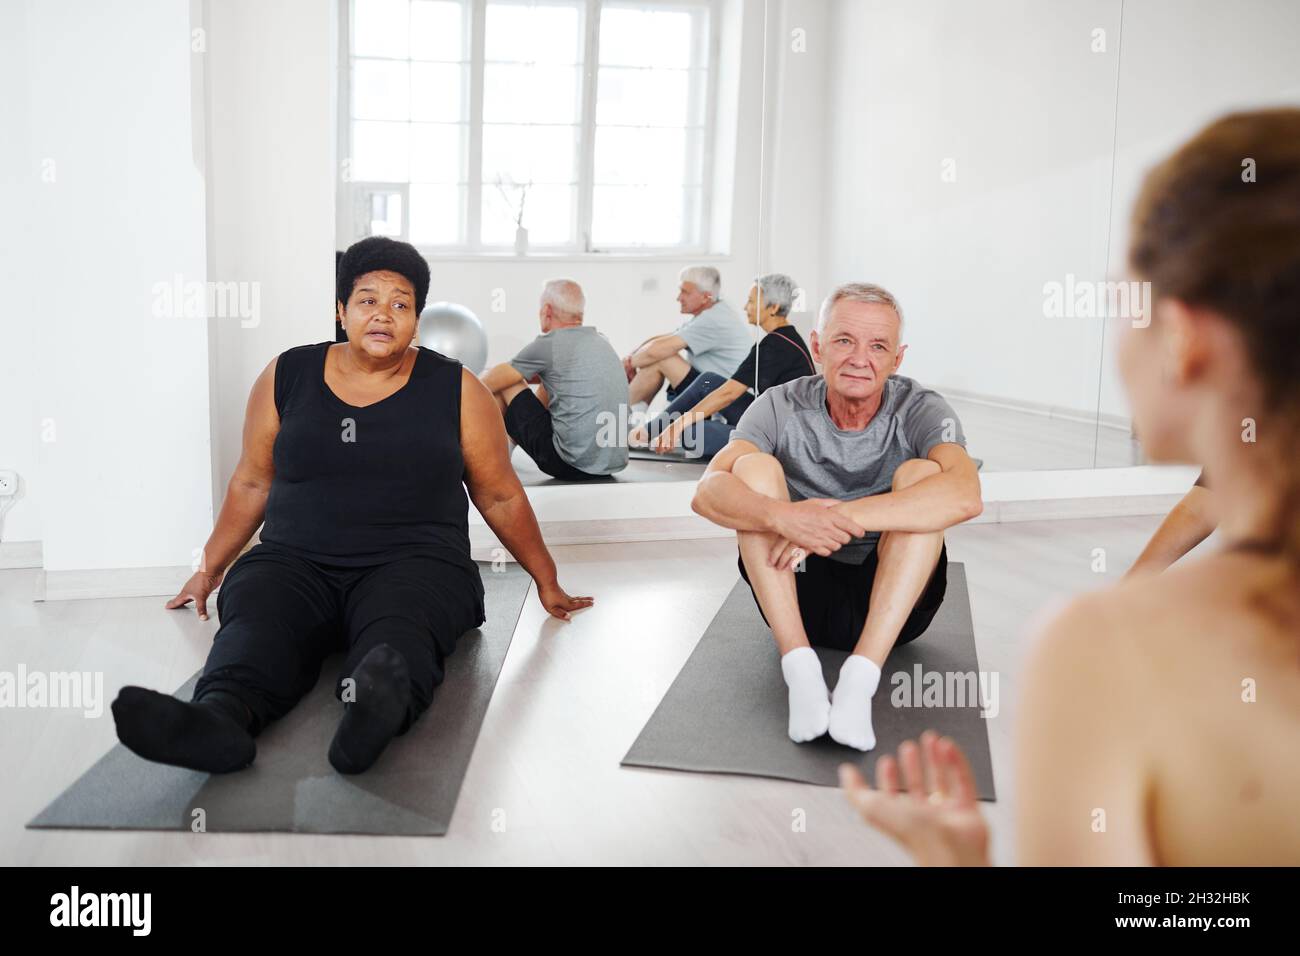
[1,513,1204,865]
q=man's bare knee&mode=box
[892,457,940,491]
[733,452,788,499]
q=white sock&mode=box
[829,654,881,751]
[780,647,831,743]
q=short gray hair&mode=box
[817,282,904,337]
[753,273,796,317]
[541,278,585,318]
[679,266,721,297]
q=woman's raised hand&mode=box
[840,730,991,867]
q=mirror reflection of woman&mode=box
[842,109,1300,865]
[631,273,815,458]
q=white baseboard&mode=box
[0,540,42,570]
[35,565,191,603]
[942,385,1133,431]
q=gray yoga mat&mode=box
[622,562,996,800]
[28,561,532,836]
[514,453,706,486]
[626,447,710,464]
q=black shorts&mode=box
[504,388,610,482]
[664,364,701,402]
[737,542,949,652]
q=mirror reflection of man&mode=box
[623,266,751,408]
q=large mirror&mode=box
[332,0,1298,489]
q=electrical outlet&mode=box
[0,471,17,497]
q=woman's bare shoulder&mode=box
[1030,551,1288,674]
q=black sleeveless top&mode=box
[260,342,480,583]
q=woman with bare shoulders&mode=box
[842,109,1300,865]
[112,237,591,775]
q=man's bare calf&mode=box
[734,453,946,749]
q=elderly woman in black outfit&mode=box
[112,237,591,775]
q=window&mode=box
[341,0,719,254]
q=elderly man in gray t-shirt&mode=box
[481,279,629,480]
[624,266,752,407]
[693,282,983,751]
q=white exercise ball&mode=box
[417,301,488,374]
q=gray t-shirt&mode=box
[509,325,629,476]
[732,373,967,564]
[675,300,752,378]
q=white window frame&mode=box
[338,0,725,257]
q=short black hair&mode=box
[336,236,431,315]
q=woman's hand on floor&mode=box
[537,580,594,621]
[653,418,685,454]
[165,570,225,621]
[840,730,991,866]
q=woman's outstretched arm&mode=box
[459,368,593,621]
[166,358,279,619]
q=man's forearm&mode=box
[840,472,980,533]
[630,335,678,368]
[480,362,524,394]
[201,482,268,574]
[692,472,778,532]
[473,488,558,586]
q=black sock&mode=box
[195,689,255,731]
[329,644,412,775]
[111,686,256,774]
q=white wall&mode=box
[19,0,214,572]
[0,0,42,545]
[1096,0,1300,417]
[205,0,338,486]
[786,0,1300,429]
[759,0,830,342]
[813,0,1122,415]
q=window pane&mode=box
[592,184,693,246]
[599,7,694,68]
[411,61,465,122]
[409,183,463,244]
[482,183,574,244]
[482,124,578,185]
[353,0,410,59]
[486,2,581,64]
[596,66,691,128]
[483,64,581,124]
[410,0,465,61]
[594,126,691,186]
[351,121,411,182]
[353,59,410,121]
[410,123,465,183]
[368,191,403,237]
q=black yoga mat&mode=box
[622,562,996,800]
[28,562,532,836]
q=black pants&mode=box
[193,544,484,736]
[738,542,948,652]
[504,388,610,481]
